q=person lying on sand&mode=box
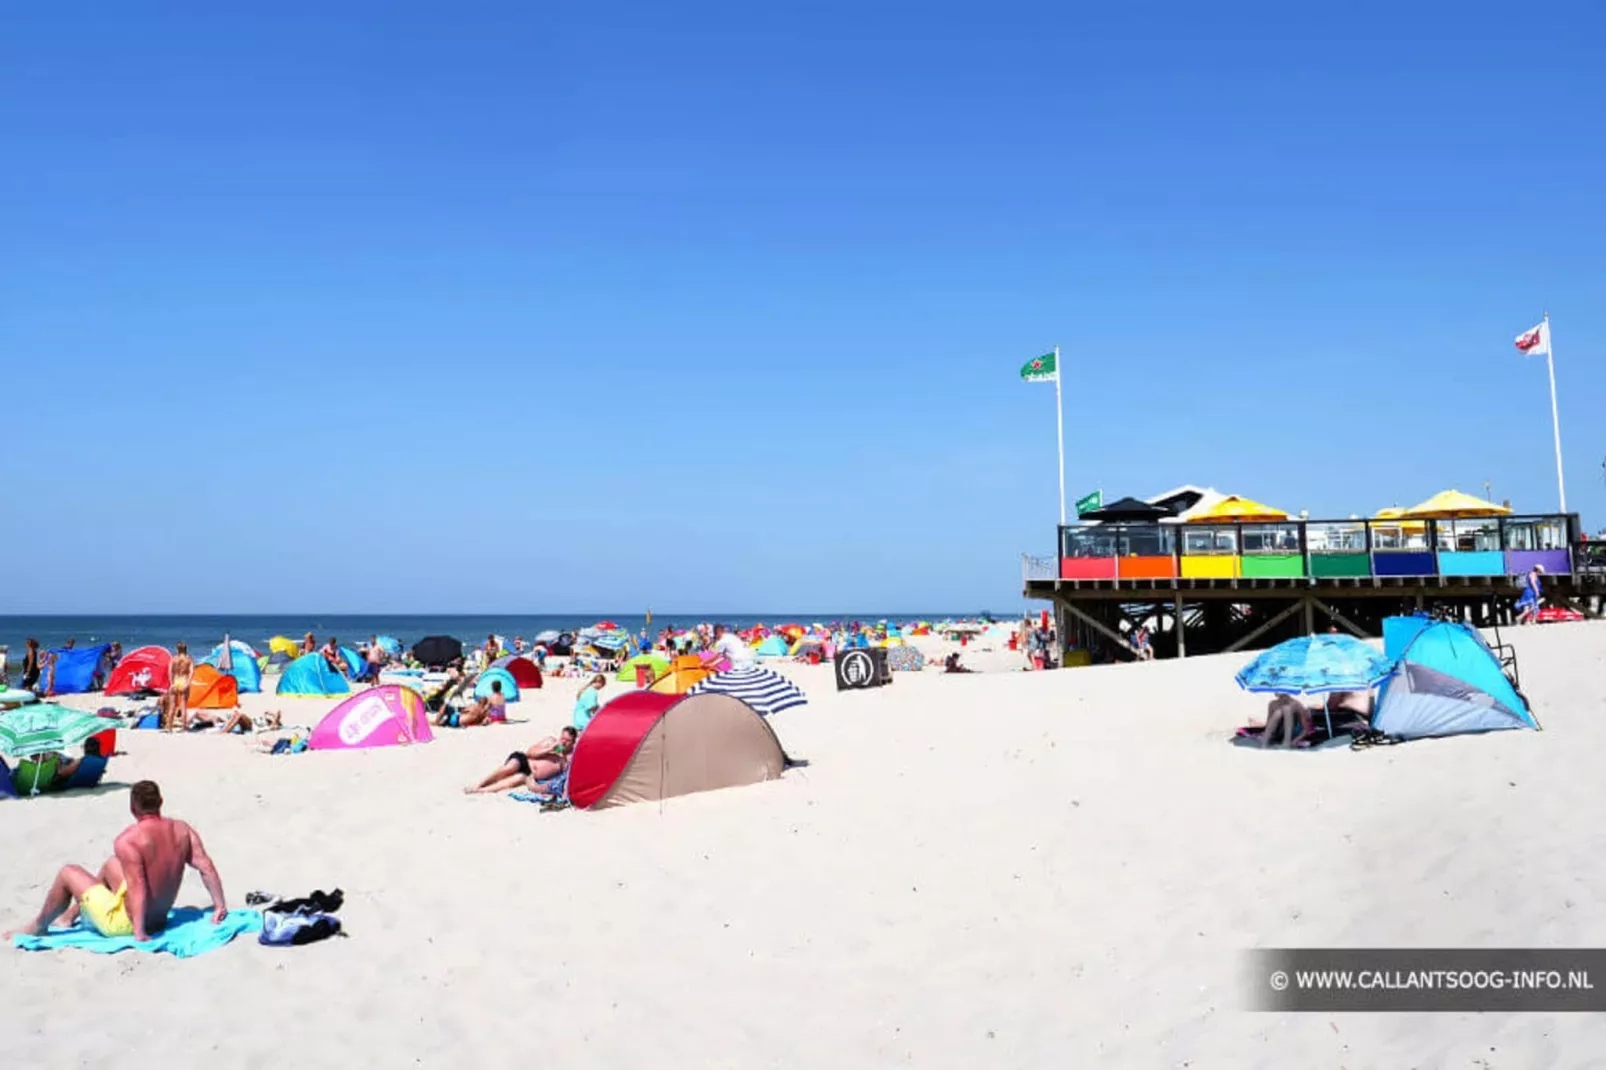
[464,727,578,794]
[6,780,227,941]
[435,678,506,728]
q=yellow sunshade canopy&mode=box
[1401,490,1512,519]
[1185,495,1289,523]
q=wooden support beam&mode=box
[1303,598,1314,636]
[1308,595,1370,638]
[1224,599,1306,653]
[1058,598,1139,657]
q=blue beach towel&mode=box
[510,771,568,804]
[11,907,262,957]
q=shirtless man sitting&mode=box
[6,780,228,941]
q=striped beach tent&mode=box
[687,665,806,717]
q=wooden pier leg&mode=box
[1175,593,1186,658]
[1303,596,1314,636]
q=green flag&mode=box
[1019,351,1057,382]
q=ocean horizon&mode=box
[0,611,999,666]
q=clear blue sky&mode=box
[5,1,1603,613]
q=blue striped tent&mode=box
[687,666,806,717]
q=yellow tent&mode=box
[268,635,301,658]
[1185,495,1289,523]
[649,666,713,695]
[1401,490,1512,519]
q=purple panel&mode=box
[1371,552,1437,577]
[1506,549,1572,576]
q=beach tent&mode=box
[276,654,352,698]
[339,647,369,681]
[45,645,110,695]
[617,653,670,684]
[648,665,714,695]
[491,656,543,690]
[1373,618,1537,740]
[755,636,790,659]
[268,636,302,659]
[566,691,789,810]
[375,636,402,656]
[105,646,172,696]
[265,650,295,672]
[1402,489,1513,519]
[473,667,520,702]
[203,640,262,693]
[186,665,239,710]
[309,685,433,751]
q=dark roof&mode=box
[1080,496,1175,522]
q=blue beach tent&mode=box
[45,645,110,695]
[1373,618,1537,740]
[276,654,352,698]
[755,635,791,658]
[203,641,262,694]
[473,667,520,703]
[340,647,367,681]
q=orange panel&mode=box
[1117,555,1177,579]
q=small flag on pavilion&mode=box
[1019,351,1057,382]
[1515,321,1551,357]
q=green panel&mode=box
[1309,552,1372,578]
[1241,554,1305,578]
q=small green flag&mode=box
[1020,351,1057,382]
[1075,490,1102,517]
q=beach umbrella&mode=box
[268,636,301,658]
[1401,489,1512,519]
[1186,496,1289,523]
[0,703,108,760]
[616,653,670,684]
[687,665,807,717]
[595,620,619,631]
[376,635,402,655]
[1235,635,1393,737]
[412,635,463,667]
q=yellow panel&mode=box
[1181,555,1240,578]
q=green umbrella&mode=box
[0,703,108,759]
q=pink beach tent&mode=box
[309,685,434,751]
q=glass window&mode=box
[1371,521,1427,551]
[1182,526,1237,555]
[1242,523,1301,554]
[1437,518,1500,552]
[1308,522,1366,553]
[1504,517,1568,551]
[1118,525,1176,557]
[1063,526,1117,558]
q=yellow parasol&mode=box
[1372,506,1425,536]
[1401,490,1512,519]
[1185,495,1289,523]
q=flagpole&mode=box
[1544,313,1567,512]
[1054,344,1066,524]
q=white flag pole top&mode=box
[1515,317,1566,512]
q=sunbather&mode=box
[464,727,578,794]
[438,679,507,728]
[1258,694,1313,748]
[49,737,110,791]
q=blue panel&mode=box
[1372,551,1437,577]
[1436,551,1507,576]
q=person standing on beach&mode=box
[165,643,194,730]
[6,780,228,941]
[20,638,41,692]
[1515,564,1545,625]
[302,632,316,655]
[711,624,754,668]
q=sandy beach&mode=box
[5,623,1605,1067]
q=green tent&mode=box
[616,653,670,684]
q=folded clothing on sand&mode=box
[11,907,262,957]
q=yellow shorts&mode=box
[81,883,134,938]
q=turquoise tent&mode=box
[1374,618,1537,740]
[203,641,262,694]
[755,636,790,658]
[276,654,352,698]
[473,667,520,703]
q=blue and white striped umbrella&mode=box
[1235,634,1393,695]
[687,665,807,717]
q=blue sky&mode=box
[4,1,1603,613]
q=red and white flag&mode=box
[1515,321,1550,357]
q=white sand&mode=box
[6,624,1606,1067]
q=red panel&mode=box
[1060,557,1117,580]
[566,691,678,809]
[1117,556,1177,579]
